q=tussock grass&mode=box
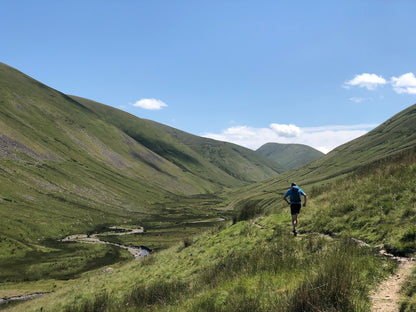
[63,291,109,312]
[232,199,264,223]
[304,148,416,256]
[15,219,393,312]
[125,280,188,308]
[400,266,416,311]
[284,239,371,312]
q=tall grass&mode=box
[9,218,394,312]
[400,266,416,312]
[63,291,109,312]
[232,199,264,223]
[304,149,416,256]
[284,239,370,312]
[125,280,188,308]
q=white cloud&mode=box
[391,72,416,94]
[270,123,301,137]
[344,73,387,90]
[202,123,378,154]
[132,98,168,110]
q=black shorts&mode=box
[290,203,301,215]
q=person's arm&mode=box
[283,195,290,205]
[303,193,307,207]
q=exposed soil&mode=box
[371,256,415,312]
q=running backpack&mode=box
[290,186,301,203]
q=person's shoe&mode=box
[293,229,297,237]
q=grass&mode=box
[72,95,283,187]
[0,62,284,297]
[400,266,416,311]
[257,142,324,171]
[228,104,416,212]
[5,217,395,311]
[1,63,416,311]
[302,148,416,256]
[0,195,228,284]
[0,240,131,283]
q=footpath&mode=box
[370,253,414,312]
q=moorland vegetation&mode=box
[1,62,416,311]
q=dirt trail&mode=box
[371,256,414,312]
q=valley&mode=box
[1,62,416,311]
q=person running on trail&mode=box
[283,183,307,237]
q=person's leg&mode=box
[291,214,297,229]
[292,213,298,235]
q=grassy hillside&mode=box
[0,62,285,287]
[228,103,416,210]
[0,63,235,283]
[2,61,416,311]
[147,120,285,180]
[256,142,324,171]
[10,128,416,312]
[72,96,283,185]
[4,217,395,312]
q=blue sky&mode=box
[2,1,416,153]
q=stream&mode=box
[61,226,150,258]
[0,227,149,306]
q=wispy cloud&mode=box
[391,73,416,95]
[344,73,387,90]
[202,123,378,154]
[349,96,372,103]
[132,98,168,110]
[345,72,416,95]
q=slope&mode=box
[0,63,284,284]
[10,137,416,311]
[229,103,416,208]
[147,120,285,181]
[72,96,283,185]
[9,190,397,311]
[0,63,233,277]
[256,142,324,171]
[8,138,416,311]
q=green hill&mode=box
[71,96,283,185]
[12,148,416,312]
[14,103,415,312]
[0,62,213,235]
[0,62,283,284]
[147,120,286,180]
[2,61,416,311]
[230,103,416,209]
[256,142,324,171]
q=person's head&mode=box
[291,182,297,187]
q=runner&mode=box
[283,183,307,236]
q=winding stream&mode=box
[0,227,149,306]
[61,226,150,258]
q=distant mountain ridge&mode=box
[0,62,283,246]
[71,95,285,184]
[146,120,286,180]
[256,143,324,171]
